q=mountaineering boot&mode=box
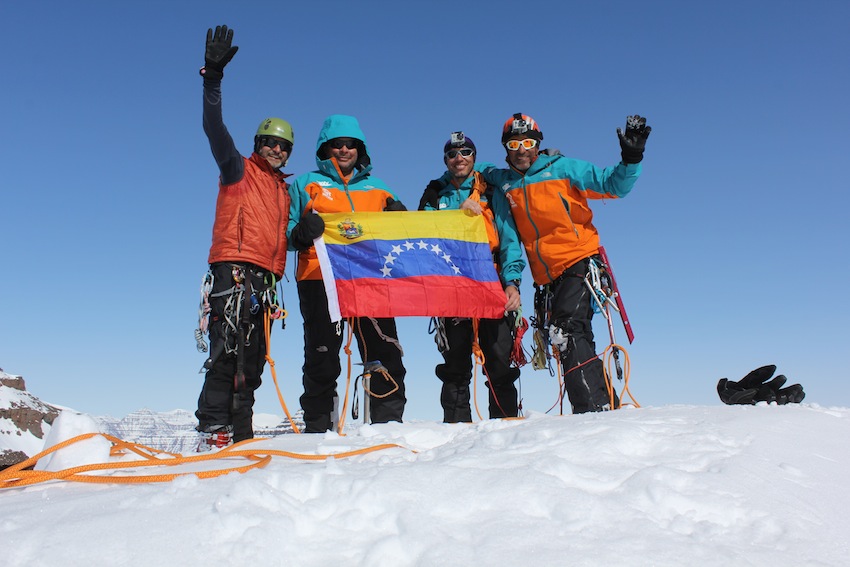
[440,381,472,423]
[303,412,333,433]
[196,424,233,451]
[486,379,519,419]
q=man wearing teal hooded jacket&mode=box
[287,115,408,432]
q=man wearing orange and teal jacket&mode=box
[287,114,408,433]
[450,113,651,414]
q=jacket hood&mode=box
[315,114,370,163]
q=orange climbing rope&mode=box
[545,343,640,414]
[264,309,301,433]
[0,432,410,489]
[602,343,640,408]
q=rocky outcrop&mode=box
[1,372,61,468]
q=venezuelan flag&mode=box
[314,210,507,321]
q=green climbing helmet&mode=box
[255,117,294,145]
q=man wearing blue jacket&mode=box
[419,132,526,422]
[287,115,408,432]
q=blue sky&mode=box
[3,0,849,420]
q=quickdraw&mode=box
[584,256,624,382]
[509,308,530,369]
[530,284,555,374]
[428,317,450,354]
[194,271,214,353]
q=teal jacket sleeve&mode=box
[490,188,525,284]
[556,157,641,199]
[471,161,509,188]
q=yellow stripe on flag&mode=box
[318,210,489,245]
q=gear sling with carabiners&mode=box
[195,263,281,441]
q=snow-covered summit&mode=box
[3,404,849,566]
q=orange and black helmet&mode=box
[501,113,543,143]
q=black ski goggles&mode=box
[258,136,292,152]
[328,138,358,150]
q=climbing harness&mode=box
[193,264,300,431]
[531,250,640,413]
[196,265,288,374]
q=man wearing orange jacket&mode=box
[194,25,294,448]
[471,113,651,413]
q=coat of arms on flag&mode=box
[313,210,507,322]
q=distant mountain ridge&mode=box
[95,408,304,453]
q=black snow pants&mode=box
[435,314,520,423]
[196,262,274,442]
[297,279,406,433]
[548,257,618,413]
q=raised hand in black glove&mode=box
[384,197,407,211]
[617,115,651,164]
[289,213,325,251]
[717,364,805,405]
[418,179,443,211]
[200,25,239,80]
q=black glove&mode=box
[200,25,239,81]
[717,364,805,406]
[384,197,407,211]
[617,115,651,164]
[290,214,325,251]
[418,179,443,211]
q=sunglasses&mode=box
[328,138,357,150]
[504,138,539,151]
[259,136,292,152]
[445,148,474,159]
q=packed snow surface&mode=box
[1,404,848,566]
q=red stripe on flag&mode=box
[336,275,506,319]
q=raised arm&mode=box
[200,25,243,186]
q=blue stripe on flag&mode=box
[327,238,497,282]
